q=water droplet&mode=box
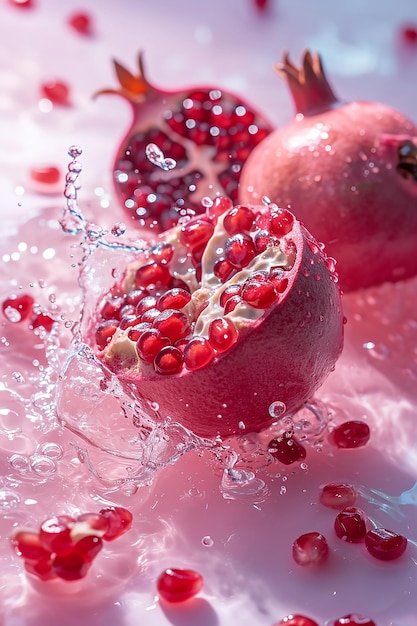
[11,371,25,383]
[111,222,126,237]
[202,535,214,547]
[37,441,63,460]
[269,401,287,419]
[9,454,30,472]
[30,454,56,475]
[145,143,177,171]
[68,145,82,159]
[363,341,389,360]
[0,489,21,509]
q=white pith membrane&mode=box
[99,204,293,374]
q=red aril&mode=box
[90,202,344,438]
[2,294,34,323]
[156,567,203,603]
[96,53,272,233]
[332,420,370,449]
[402,25,417,43]
[31,311,55,332]
[99,506,133,541]
[30,165,60,185]
[10,530,50,562]
[332,615,377,626]
[41,80,71,105]
[239,50,417,292]
[274,616,319,626]
[268,431,307,465]
[68,12,93,35]
[365,528,408,561]
[334,507,367,542]
[73,535,103,562]
[319,483,358,509]
[52,552,91,581]
[292,531,329,566]
[39,515,75,555]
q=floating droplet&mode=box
[269,401,287,419]
[202,535,214,547]
[145,143,176,171]
[0,489,21,509]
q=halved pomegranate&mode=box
[239,51,417,292]
[89,201,344,439]
[96,53,272,233]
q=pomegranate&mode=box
[96,53,272,233]
[89,201,343,439]
[239,51,417,292]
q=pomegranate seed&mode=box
[73,535,103,563]
[224,233,256,269]
[274,616,319,626]
[153,309,190,343]
[183,337,215,370]
[254,0,269,10]
[268,431,306,465]
[68,11,92,35]
[219,284,241,307]
[136,328,171,363]
[100,295,125,320]
[10,530,50,562]
[40,80,71,105]
[2,294,34,322]
[402,25,417,43]
[141,307,162,324]
[241,278,277,309]
[158,288,191,311]
[25,555,56,580]
[157,567,204,603]
[319,483,358,509]
[207,196,233,220]
[180,217,214,249]
[30,165,60,185]
[119,314,141,330]
[154,345,184,375]
[254,229,276,252]
[52,551,90,581]
[208,317,238,353]
[332,420,370,449]
[292,531,329,566]
[39,515,75,555]
[31,312,55,332]
[152,242,174,265]
[332,615,376,626]
[95,319,119,350]
[213,257,235,282]
[76,512,110,535]
[334,507,367,542]
[135,295,158,316]
[9,0,33,8]
[270,269,289,293]
[223,205,254,235]
[135,262,171,288]
[99,506,133,541]
[269,208,294,236]
[223,295,241,314]
[127,321,152,342]
[365,528,407,561]
[126,288,149,306]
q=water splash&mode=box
[145,143,177,171]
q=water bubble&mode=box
[269,401,287,419]
[111,222,126,237]
[145,143,177,171]
[30,454,57,475]
[3,306,22,323]
[121,482,139,496]
[68,160,82,173]
[9,454,30,472]
[202,535,214,547]
[37,441,63,460]
[363,341,389,360]
[68,145,83,159]
[0,489,21,509]
[11,371,25,383]
[201,197,213,208]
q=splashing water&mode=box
[145,143,177,171]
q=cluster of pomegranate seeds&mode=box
[10,506,132,582]
[292,531,329,567]
[156,567,204,603]
[2,294,55,332]
[95,201,293,376]
[68,12,93,35]
[268,431,307,466]
[275,616,319,626]
[40,80,71,106]
[365,528,407,561]
[331,420,371,449]
[334,507,367,543]
[319,483,358,509]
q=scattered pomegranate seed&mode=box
[157,567,204,603]
[253,0,269,10]
[332,615,376,626]
[365,527,407,561]
[2,294,34,323]
[98,506,133,541]
[268,431,307,465]
[31,312,55,332]
[95,319,119,350]
[334,507,367,543]
[68,11,93,35]
[292,531,329,566]
[135,262,170,288]
[8,0,33,8]
[40,80,71,105]
[331,420,370,449]
[180,218,214,249]
[208,317,238,353]
[39,515,75,554]
[319,482,358,509]
[402,25,417,43]
[30,165,60,185]
[223,205,254,235]
[269,208,294,236]
[73,535,103,563]
[52,551,90,581]
[225,233,256,269]
[274,616,319,626]
[10,530,50,562]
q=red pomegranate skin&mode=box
[239,51,417,292]
[94,206,343,439]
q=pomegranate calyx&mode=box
[95,51,155,102]
[275,50,338,116]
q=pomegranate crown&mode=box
[95,51,155,102]
[275,50,338,116]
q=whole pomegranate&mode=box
[97,53,272,233]
[89,199,344,439]
[239,51,417,292]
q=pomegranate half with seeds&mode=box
[89,200,343,439]
[239,50,417,292]
[96,53,272,233]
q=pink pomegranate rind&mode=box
[239,51,417,292]
[89,204,343,439]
